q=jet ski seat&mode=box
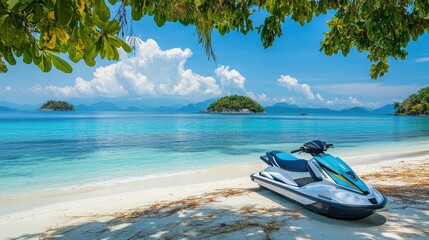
[267,151,308,172]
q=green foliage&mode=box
[395,86,429,116]
[207,95,264,113]
[39,100,75,111]
[0,0,428,78]
[0,0,131,73]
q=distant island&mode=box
[39,100,75,111]
[1,98,396,115]
[394,86,429,116]
[206,95,264,114]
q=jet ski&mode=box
[250,140,387,220]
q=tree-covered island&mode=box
[206,95,264,114]
[394,86,429,116]
[39,100,75,111]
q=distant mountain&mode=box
[265,105,337,115]
[371,104,395,115]
[179,98,218,112]
[69,97,191,109]
[151,106,182,112]
[265,103,390,115]
[125,106,142,112]
[270,102,299,108]
[76,101,122,111]
[0,101,39,111]
[340,107,371,115]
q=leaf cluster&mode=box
[394,86,429,116]
[39,99,75,111]
[207,95,264,113]
[1,0,429,79]
[0,0,131,73]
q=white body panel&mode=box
[251,165,385,207]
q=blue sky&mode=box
[1,12,428,109]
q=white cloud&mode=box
[215,65,246,90]
[275,75,380,109]
[33,38,221,98]
[2,86,12,92]
[414,57,429,63]
[277,75,324,102]
[314,83,419,99]
[325,96,380,109]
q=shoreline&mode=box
[1,140,428,215]
[1,152,429,239]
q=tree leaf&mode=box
[56,0,73,26]
[105,20,120,34]
[23,48,32,64]
[0,15,18,45]
[84,57,96,66]
[3,47,16,65]
[154,13,166,27]
[37,54,52,72]
[121,40,132,53]
[7,0,20,9]
[49,53,72,73]
[76,0,86,14]
[55,27,70,43]
[0,59,7,72]
[95,0,111,22]
[131,7,142,20]
[108,36,122,48]
[103,40,118,60]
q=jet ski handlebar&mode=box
[291,147,304,154]
[291,141,334,154]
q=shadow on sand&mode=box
[10,186,424,240]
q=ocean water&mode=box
[1,112,429,199]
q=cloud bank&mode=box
[277,75,324,102]
[34,38,222,99]
[30,38,383,109]
[274,75,380,109]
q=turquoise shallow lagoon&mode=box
[1,112,428,199]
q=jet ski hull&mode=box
[251,173,387,220]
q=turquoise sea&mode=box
[1,112,429,200]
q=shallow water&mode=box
[1,112,428,198]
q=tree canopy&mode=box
[39,100,75,111]
[394,86,429,116]
[207,95,264,113]
[1,0,428,78]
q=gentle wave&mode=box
[59,170,197,191]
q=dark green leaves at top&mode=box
[49,54,73,73]
[0,14,19,45]
[6,0,20,9]
[0,0,428,79]
[56,0,74,26]
[154,13,166,27]
[370,60,389,79]
[121,40,132,53]
[95,0,111,22]
[259,16,282,48]
[0,59,7,73]
[108,0,119,5]
[37,54,52,73]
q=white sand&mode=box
[1,154,429,239]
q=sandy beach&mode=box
[1,154,429,240]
